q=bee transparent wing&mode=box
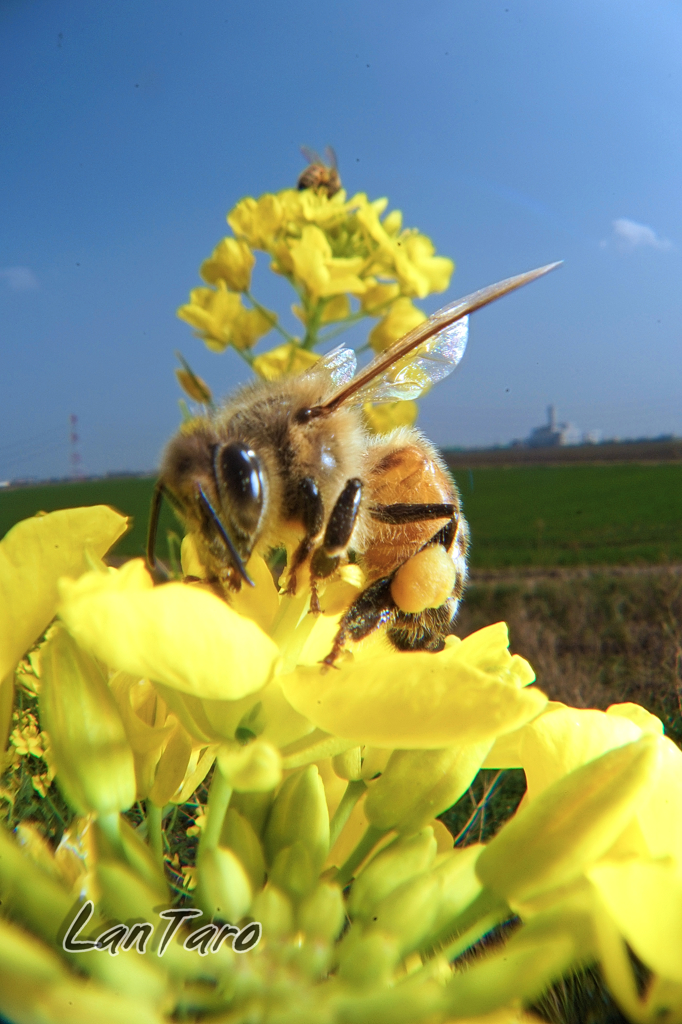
[301,344,357,388]
[347,317,468,406]
[324,145,338,169]
[319,262,562,415]
[300,145,323,165]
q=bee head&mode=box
[213,441,265,564]
[152,430,265,587]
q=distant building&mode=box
[527,405,582,447]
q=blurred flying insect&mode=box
[297,145,342,197]
[148,262,561,665]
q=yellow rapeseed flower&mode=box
[362,400,419,434]
[252,342,319,380]
[176,282,243,350]
[200,237,255,292]
[368,296,427,353]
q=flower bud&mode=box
[0,823,72,942]
[0,917,162,1024]
[217,739,282,792]
[364,743,491,835]
[297,883,345,943]
[269,841,317,901]
[175,367,213,405]
[364,871,441,955]
[219,808,266,893]
[360,747,391,780]
[250,884,294,939]
[349,828,437,922]
[196,846,252,923]
[336,931,402,988]
[39,628,136,815]
[264,765,329,870]
[417,844,484,949]
[443,919,576,1018]
[230,789,273,838]
[476,735,660,904]
[332,746,363,781]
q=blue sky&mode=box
[1,0,681,479]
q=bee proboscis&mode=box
[148,262,561,665]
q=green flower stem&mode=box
[329,779,367,850]
[199,765,233,854]
[146,801,164,868]
[335,824,388,886]
[437,890,510,962]
[98,810,125,858]
[302,300,324,350]
[245,290,297,344]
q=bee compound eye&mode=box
[215,443,264,533]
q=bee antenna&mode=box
[146,481,171,581]
[196,484,254,587]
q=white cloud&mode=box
[0,266,39,290]
[602,218,674,252]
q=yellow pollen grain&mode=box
[390,545,457,614]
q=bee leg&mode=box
[387,511,468,652]
[369,502,455,524]
[284,477,324,596]
[323,576,394,666]
[309,479,362,615]
[310,477,362,581]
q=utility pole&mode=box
[69,414,83,479]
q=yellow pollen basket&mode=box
[390,545,457,614]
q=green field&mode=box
[450,463,682,567]
[0,477,179,562]
[2,462,681,568]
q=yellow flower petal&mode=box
[477,735,661,904]
[40,628,136,815]
[0,506,127,681]
[230,306,275,350]
[281,630,545,749]
[635,733,682,860]
[484,703,643,800]
[252,343,318,381]
[200,237,255,292]
[360,281,401,315]
[606,701,664,735]
[320,293,351,323]
[368,297,426,354]
[589,857,682,983]
[176,283,243,351]
[363,400,418,435]
[57,561,278,700]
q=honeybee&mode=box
[297,146,342,198]
[148,262,560,665]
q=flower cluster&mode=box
[2,507,682,1023]
[176,184,455,433]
